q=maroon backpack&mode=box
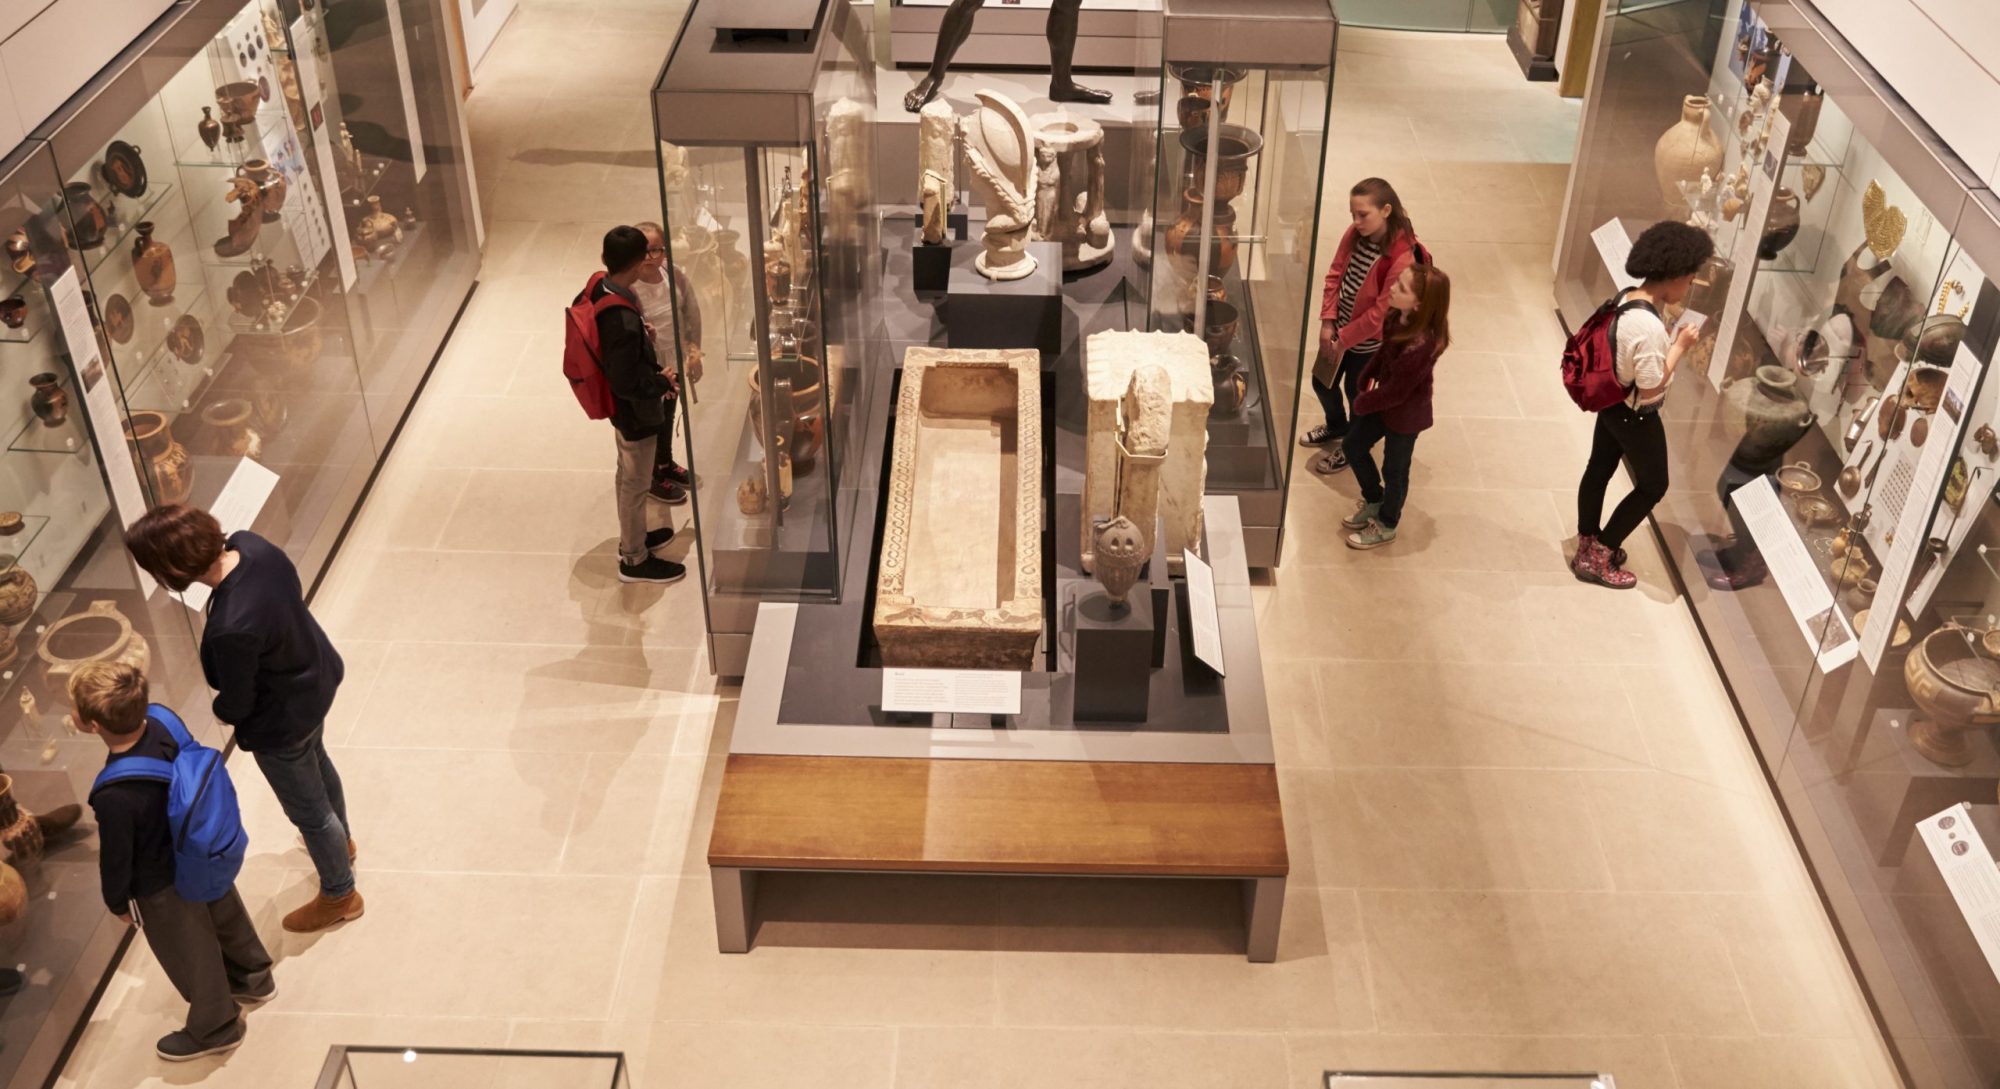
[562,271,630,421]
[1561,292,1657,412]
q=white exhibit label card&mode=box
[1183,548,1226,676]
[1734,475,1857,671]
[1866,348,1981,667]
[1589,219,1639,292]
[291,15,356,289]
[175,459,281,612]
[1918,804,2000,983]
[1707,110,1791,388]
[881,667,1021,716]
[383,0,429,182]
[54,268,157,596]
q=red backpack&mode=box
[563,272,631,420]
[1561,291,1657,412]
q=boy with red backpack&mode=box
[80,662,272,1062]
[1568,220,1714,589]
[568,225,683,585]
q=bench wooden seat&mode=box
[707,753,1290,961]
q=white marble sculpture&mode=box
[960,90,1039,281]
[918,100,956,247]
[1092,364,1172,606]
[824,98,870,243]
[1082,331,1212,573]
[1030,111,1112,270]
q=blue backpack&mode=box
[90,705,247,903]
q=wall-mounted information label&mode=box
[1184,548,1225,676]
[1589,219,1640,292]
[1918,804,2000,983]
[51,268,155,596]
[383,0,429,182]
[174,458,280,612]
[1735,474,1857,671]
[881,667,1021,716]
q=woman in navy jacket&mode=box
[1340,263,1452,549]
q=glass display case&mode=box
[314,1047,632,1089]
[30,0,478,589]
[1556,1,2000,1084]
[0,140,215,1089]
[1147,0,1337,566]
[654,0,879,675]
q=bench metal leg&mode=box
[1243,876,1284,963]
[712,867,757,953]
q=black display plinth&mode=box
[946,240,1062,356]
[914,242,953,293]
[1072,587,1154,723]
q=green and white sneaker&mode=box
[1345,519,1398,550]
[1341,500,1380,531]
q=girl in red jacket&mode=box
[1340,263,1452,549]
[1305,177,1422,474]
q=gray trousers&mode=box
[134,886,272,1045]
[614,428,653,565]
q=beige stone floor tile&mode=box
[1359,889,1751,1036]
[1704,893,1884,1040]
[989,879,1372,1032]
[438,468,626,554]
[320,638,391,746]
[338,465,474,552]
[1308,766,1614,891]
[1432,349,1526,418]
[57,1014,512,1089]
[1266,653,1329,767]
[1420,199,1565,246]
[895,1025,1292,1089]
[1276,767,1325,888]
[1289,1032,1680,1089]
[265,870,640,1019]
[1664,1035,1898,1089]
[1515,571,1695,666]
[1617,665,1753,784]
[1313,660,1652,770]
[1506,350,1586,418]
[622,875,999,1027]
[1459,417,1592,491]
[640,1022,896,1089]
[1578,770,1771,893]
[1258,567,1532,664]
[560,752,708,875]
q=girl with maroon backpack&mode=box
[1571,221,1713,589]
[1303,177,1426,474]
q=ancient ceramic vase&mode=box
[1785,89,1823,155]
[1904,315,1968,368]
[0,776,43,864]
[238,159,287,222]
[1165,190,1238,284]
[1092,516,1147,607]
[0,862,23,926]
[38,599,151,683]
[62,183,108,250]
[197,107,222,151]
[131,221,176,304]
[1904,624,2000,766]
[1722,365,1814,464]
[28,373,66,428]
[1166,63,1247,130]
[1653,96,1722,218]
[1759,188,1801,260]
[200,399,261,457]
[748,357,825,470]
[124,410,193,505]
[214,177,264,257]
[215,81,259,128]
[1177,123,1263,205]
[1202,300,1239,358]
[1212,355,1248,417]
[356,195,402,256]
[0,562,36,625]
[246,295,323,379]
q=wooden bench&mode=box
[707,753,1291,961]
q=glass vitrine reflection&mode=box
[1148,0,1336,567]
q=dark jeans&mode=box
[135,886,270,1045]
[1577,404,1670,550]
[653,394,677,475]
[1311,348,1374,436]
[1343,414,1419,528]
[252,724,354,898]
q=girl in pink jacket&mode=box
[1304,177,1422,474]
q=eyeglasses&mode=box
[645,246,667,256]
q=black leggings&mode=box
[1577,404,1669,550]
[653,394,677,476]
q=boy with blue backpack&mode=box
[78,661,271,1062]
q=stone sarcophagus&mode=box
[1083,331,1211,572]
[874,348,1044,670]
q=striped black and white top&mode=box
[1335,234,1386,355]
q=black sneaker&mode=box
[658,462,691,487]
[232,980,277,1008]
[1299,424,1342,447]
[647,479,688,505]
[618,556,686,585]
[157,1020,246,1062]
[645,526,674,551]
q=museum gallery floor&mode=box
[53,4,1899,1088]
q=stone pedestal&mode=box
[1083,331,1212,572]
[1030,111,1113,271]
[947,240,1062,356]
[1072,588,1153,723]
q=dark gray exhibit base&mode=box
[946,239,1063,356]
[1071,587,1156,723]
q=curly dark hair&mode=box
[1625,220,1715,283]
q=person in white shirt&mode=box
[1572,220,1713,589]
[634,222,701,505]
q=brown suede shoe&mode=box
[347,837,357,863]
[33,804,83,838]
[282,890,364,933]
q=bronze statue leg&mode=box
[1047,0,1111,104]
[905,0,987,112]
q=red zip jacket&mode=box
[1318,226,1419,358]
[1350,326,1442,434]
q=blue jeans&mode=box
[252,725,354,898]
